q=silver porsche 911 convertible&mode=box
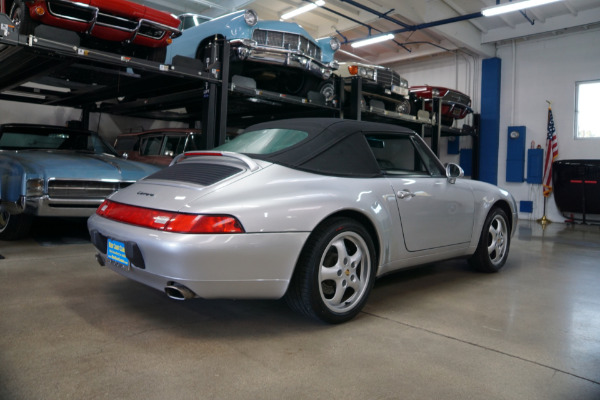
[88,118,517,323]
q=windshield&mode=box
[0,128,118,155]
[215,128,308,154]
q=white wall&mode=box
[391,27,600,222]
[497,27,600,223]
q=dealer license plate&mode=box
[107,238,130,270]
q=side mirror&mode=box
[445,163,464,184]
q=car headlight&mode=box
[26,179,44,197]
[358,67,374,79]
[330,37,340,51]
[244,9,258,26]
[432,88,440,97]
[401,78,408,88]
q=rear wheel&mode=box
[0,207,33,241]
[469,208,510,272]
[10,0,36,35]
[285,217,376,324]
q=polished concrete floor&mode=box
[1,218,599,400]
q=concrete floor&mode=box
[1,218,599,400]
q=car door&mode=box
[366,133,474,252]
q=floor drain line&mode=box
[363,311,600,386]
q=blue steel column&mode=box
[479,57,502,185]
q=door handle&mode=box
[397,190,416,199]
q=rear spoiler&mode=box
[172,151,260,171]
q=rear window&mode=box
[215,129,308,154]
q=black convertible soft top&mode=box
[241,118,417,178]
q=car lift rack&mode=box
[0,13,479,177]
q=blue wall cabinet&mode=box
[506,126,526,182]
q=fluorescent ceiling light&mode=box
[482,0,562,17]
[281,0,325,20]
[351,34,394,48]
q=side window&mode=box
[140,136,163,156]
[366,133,439,176]
[186,133,203,151]
[114,136,138,152]
[412,137,445,177]
[164,135,184,156]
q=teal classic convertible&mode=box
[167,10,340,101]
[0,124,160,240]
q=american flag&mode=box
[542,107,558,197]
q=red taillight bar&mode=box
[96,200,244,234]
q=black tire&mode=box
[10,0,36,35]
[0,208,33,240]
[395,98,411,114]
[469,208,510,273]
[285,217,376,324]
[317,79,336,102]
[146,46,167,63]
[441,116,455,127]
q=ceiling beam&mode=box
[482,6,600,43]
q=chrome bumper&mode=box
[231,39,338,80]
[12,195,103,217]
[47,0,181,41]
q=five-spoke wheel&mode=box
[285,217,376,324]
[469,208,511,272]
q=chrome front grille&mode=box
[377,69,400,86]
[48,180,132,199]
[46,0,166,39]
[97,12,138,31]
[47,0,96,23]
[253,29,321,60]
[443,90,471,106]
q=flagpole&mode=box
[537,100,555,227]
[537,197,551,226]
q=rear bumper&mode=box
[88,214,310,300]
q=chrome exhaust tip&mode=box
[165,283,195,301]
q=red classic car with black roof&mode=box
[2,0,181,61]
[410,85,473,126]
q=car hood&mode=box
[7,150,160,180]
[86,0,180,28]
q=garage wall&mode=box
[391,26,600,222]
[497,27,600,222]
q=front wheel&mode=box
[10,0,36,35]
[395,98,411,114]
[0,207,33,240]
[469,208,510,272]
[285,217,376,324]
[317,79,336,102]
